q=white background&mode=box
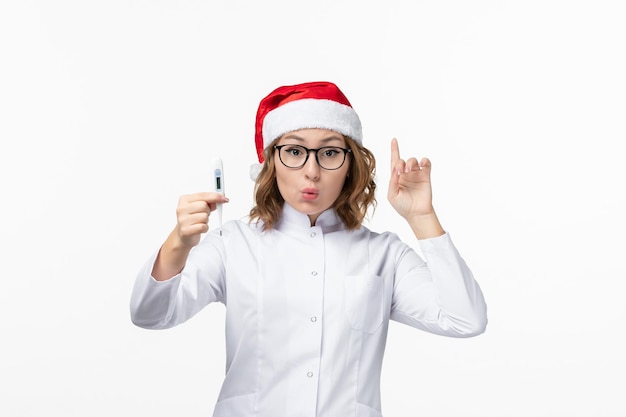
[1,1,625,416]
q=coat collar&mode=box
[276,203,345,233]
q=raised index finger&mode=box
[390,138,401,170]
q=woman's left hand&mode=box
[387,138,435,219]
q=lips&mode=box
[301,187,319,201]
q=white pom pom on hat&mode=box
[249,162,263,181]
[249,81,363,180]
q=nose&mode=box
[303,150,320,180]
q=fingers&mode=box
[391,139,422,175]
[178,213,210,236]
[390,138,400,171]
[391,138,408,176]
[176,192,229,236]
[391,138,432,172]
[184,192,229,205]
[178,193,229,217]
[404,157,420,172]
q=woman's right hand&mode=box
[174,192,230,249]
[152,192,229,281]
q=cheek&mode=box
[329,173,348,195]
[274,167,291,194]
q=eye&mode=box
[320,147,341,158]
[285,146,303,157]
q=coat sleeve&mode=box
[129,231,226,329]
[390,232,488,337]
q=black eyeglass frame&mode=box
[273,144,352,170]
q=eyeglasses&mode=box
[274,144,352,170]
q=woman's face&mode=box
[274,128,350,225]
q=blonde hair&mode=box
[249,136,377,230]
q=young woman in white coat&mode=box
[130,81,487,417]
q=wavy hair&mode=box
[249,135,377,230]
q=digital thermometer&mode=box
[210,157,224,235]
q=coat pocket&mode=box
[344,274,384,334]
[212,393,255,416]
[356,402,384,417]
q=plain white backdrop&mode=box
[1,1,625,416]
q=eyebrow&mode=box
[281,134,344,143]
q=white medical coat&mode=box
[130,204,487,417]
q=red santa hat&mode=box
[250,81,362,179]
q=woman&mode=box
[130,81,487,417]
